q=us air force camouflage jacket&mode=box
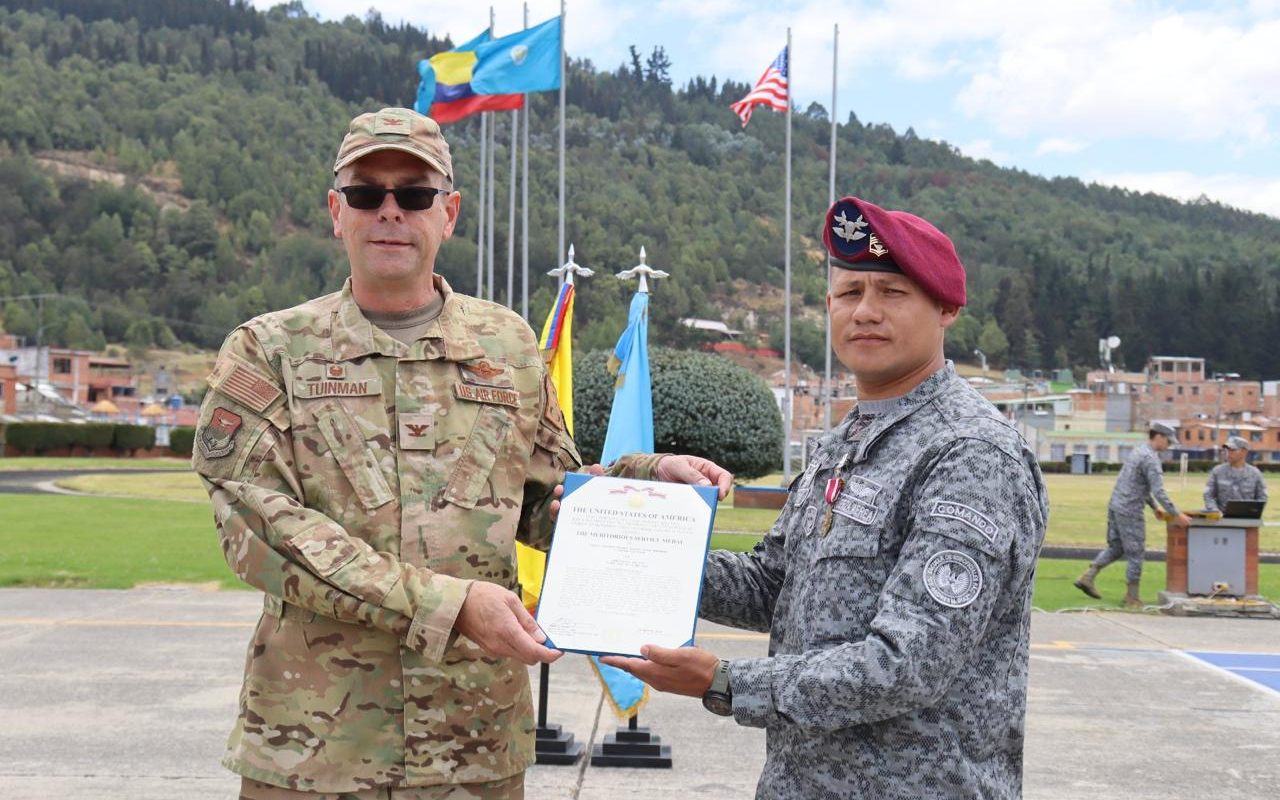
[699,364,1048,800]
[1203,462,1268,513]
[193,276,663,793]
[1108,443,1177,518]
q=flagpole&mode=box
[521,2,531,320]
[507,108,517,308]
[486,7,497,303]
[476,112,487,296]
[557,0,566,272]
[824,24,837,432]
[782,28,794,486]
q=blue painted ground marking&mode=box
[1186,650,1280,694]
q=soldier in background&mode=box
[1075,421,1191,609]
[603,197,1049,800]
[192,107,727,800]
[1203,436,1268,513]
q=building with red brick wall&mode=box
[0,362,18,416]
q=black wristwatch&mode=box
[702,659,733,716]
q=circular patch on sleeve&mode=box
[922,550,983,608]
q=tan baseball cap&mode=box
[333,107,452,182]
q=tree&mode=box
[944,313,981,361]
[573,348,783,478]
[978,319,1010,367]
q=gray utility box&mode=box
[1186,524,1247,596]
[1068,453,1091,475]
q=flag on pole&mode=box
[730,46,789,127]
[590,288,656,718]
[601,292,654,461]
[515,280,576,613]
[471,16,563,95]
[414,29,524,123]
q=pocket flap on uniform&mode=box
[444,405,513,509]
[284,525,360,577]
[315,401,395,511]
[819,520,881,559]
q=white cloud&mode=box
[1035,137,1087,155]
[956,138,1011,165]
[1089,170,1280,219]
[954,7,1280,147]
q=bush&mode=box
[169,426,196,457]
[111,424,156,455]
[81,423,115,452]
[573,347,783,479]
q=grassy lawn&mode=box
[58,471,208,502]
[0,495,235,589]
[3,492,1277,611]
[0,456,189,471]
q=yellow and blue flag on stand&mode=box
[589,288,656,718]
[517,281,576,614]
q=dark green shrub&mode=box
[573,347,783,479]
[169,426,196,457]
[112,424,156,454]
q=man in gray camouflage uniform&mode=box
[193,107,727,800]
[1075,421,1190,609]
[1203,436,1268,513]
[603,197,1049,800]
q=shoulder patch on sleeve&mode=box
[922,550,983,608]
[930,500,1000,546]
[209,353,282,414]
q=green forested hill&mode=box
[2,0,1279,377]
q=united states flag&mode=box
[731,46,789,127]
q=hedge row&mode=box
[169,426,196,457]
[4,422,156,455]
[1040,459,1280,474]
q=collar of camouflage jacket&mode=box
[837,361,958,465]
[330,275,485,362]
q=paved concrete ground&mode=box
[1,588,1277,799]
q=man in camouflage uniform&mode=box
[1075,421,1190,609]
[1204,436,1268,512]
[604,197,1049,800]
[193,107,725,800]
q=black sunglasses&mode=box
[338,185,452,211]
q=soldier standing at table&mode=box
[1075,421,1191,608]
[1203,436,1268,513]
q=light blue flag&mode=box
[591,289,654,718]
[470,16,562,95]
[601,291,654,463]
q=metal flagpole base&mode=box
[535,722,585,765]
[533,662,583,765]
[590,717,672,768]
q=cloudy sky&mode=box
[259,0,1280,219]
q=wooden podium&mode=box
[1164,511,1260,597]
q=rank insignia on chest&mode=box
[398,412,435,450]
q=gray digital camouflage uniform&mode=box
[699,364,1048,800]
[193,275,663,795]
[1092,443,1178,582]
[1203,462,1268,513]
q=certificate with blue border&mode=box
[535,473,718,658]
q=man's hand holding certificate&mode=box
[536,473,719,658]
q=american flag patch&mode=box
[212,357,282,414]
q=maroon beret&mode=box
[822,196,966,307]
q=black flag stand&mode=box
[590,712,673,768]
[534,663,584,765]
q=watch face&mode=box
[702,692,733,717]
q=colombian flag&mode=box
[414,31,523,124]
[516,281,575,615]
